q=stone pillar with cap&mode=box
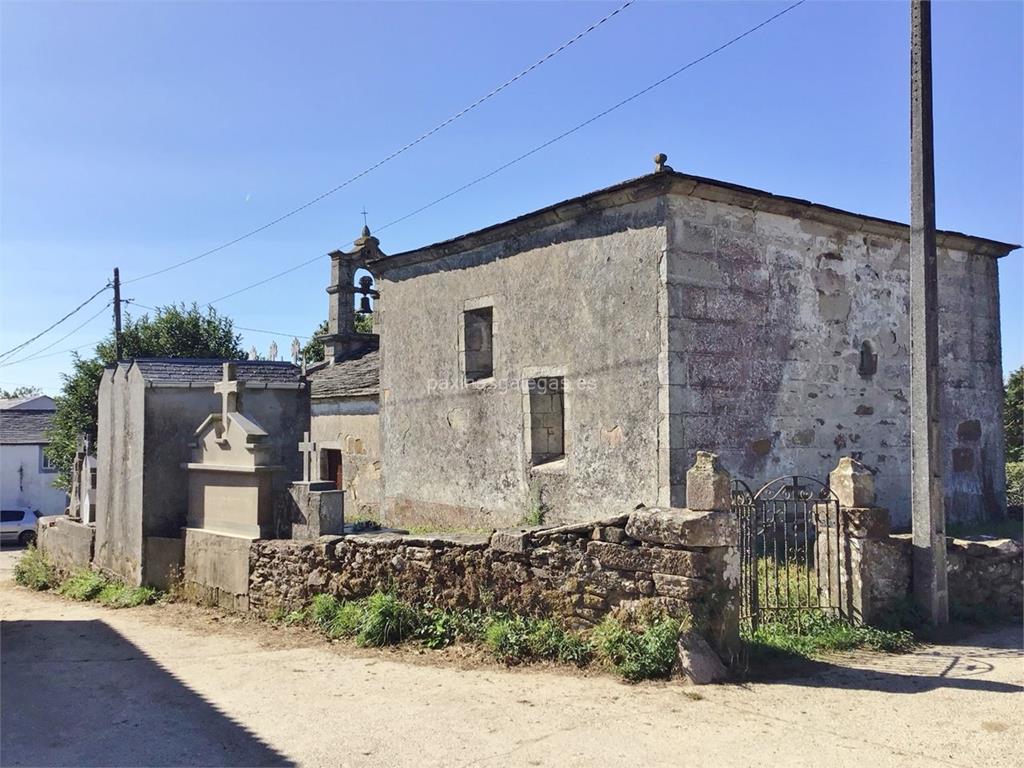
[820,457,898,625]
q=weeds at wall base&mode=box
[14,549,159,609]
[278,590,682,681]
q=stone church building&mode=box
[356,158,1015,530]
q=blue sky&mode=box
[1,0,1021,395]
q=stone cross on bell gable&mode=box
[298,431,317,482]
[214,362,244,425]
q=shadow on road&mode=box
[1,619,293,767]
[742,624,1024,694]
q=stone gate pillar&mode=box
[825,457,892,625]
[686,452,740,664]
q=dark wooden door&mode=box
[325,449,343,489]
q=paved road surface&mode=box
[1,547,1021,767]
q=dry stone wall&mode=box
[249,505,740,660]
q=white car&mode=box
[1,507,40,546]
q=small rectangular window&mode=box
[464,307,494,381]
[40,450,56,473]
[90,468,98,490]
[529,377,564,465]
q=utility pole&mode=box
[910,0,948,624]
[113,267,123,361]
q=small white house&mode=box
[0,399,68,516]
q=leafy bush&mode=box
[593,616,681,682]
[329,602,366,638]
[356,592,421,647]
[1006,461,1023,509]
[485,616,533,663]
[310,594,342,630]
[13,546,56,591]
[58,569,108,601]
[96,583,157,608]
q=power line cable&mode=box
[122,0,637,287]
[0,284,111,361]
[126,300,312,340]
[206,0,806,307]
[0,302,113,368]
[0,339,105,368]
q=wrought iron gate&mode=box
[733,476,843,632]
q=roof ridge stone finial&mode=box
[654,153,672,173]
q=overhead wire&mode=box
[121,0,638,286]
[0,299,114,368]
[0,284,111,361]
[204,0,807,308]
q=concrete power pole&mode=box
[113,267,122,362]
[910,0,948,624]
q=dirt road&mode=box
[1,547,1021,767]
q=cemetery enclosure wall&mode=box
[248,506,741,661]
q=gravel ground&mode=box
[1,546,1021,767]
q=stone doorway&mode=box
[324,449,343,490]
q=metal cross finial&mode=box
[298,431,317,482]
[360,207,369,227]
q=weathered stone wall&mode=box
[37,516,95,576]
[182,527,252,611]
[665,195,1005,527]
[376,198,667,529]
[249,505,740,661]
[864,534,1022,621]
[310,400,381,519]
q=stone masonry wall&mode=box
[249,504,740,661]
[376,196,667,530]
[866,534,1023,621]
[665,195,1005,527]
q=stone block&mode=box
[829,457,875,508]
[652,573,708,599]
[490,528,537,554]
[841,507,890,540]
[290,484,345,540]
[626,507,738,547]
[673,630,729,685]
[182,528,252,612]
[37,517,94,576]
[685,452,731,511]
[587,541,707,577]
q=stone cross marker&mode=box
[298,431,317,482]
[213,362,244,424]
[291,337,301,365]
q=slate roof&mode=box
[0,410,54,445]
[127,358,303,385]
[309,348,379,399]
[0,395,55,411]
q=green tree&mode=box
[301,314,374,364]
[301,320,329,363]
[46,303,244,488]
[0,385,42,399]
[1006,366,1023,462]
